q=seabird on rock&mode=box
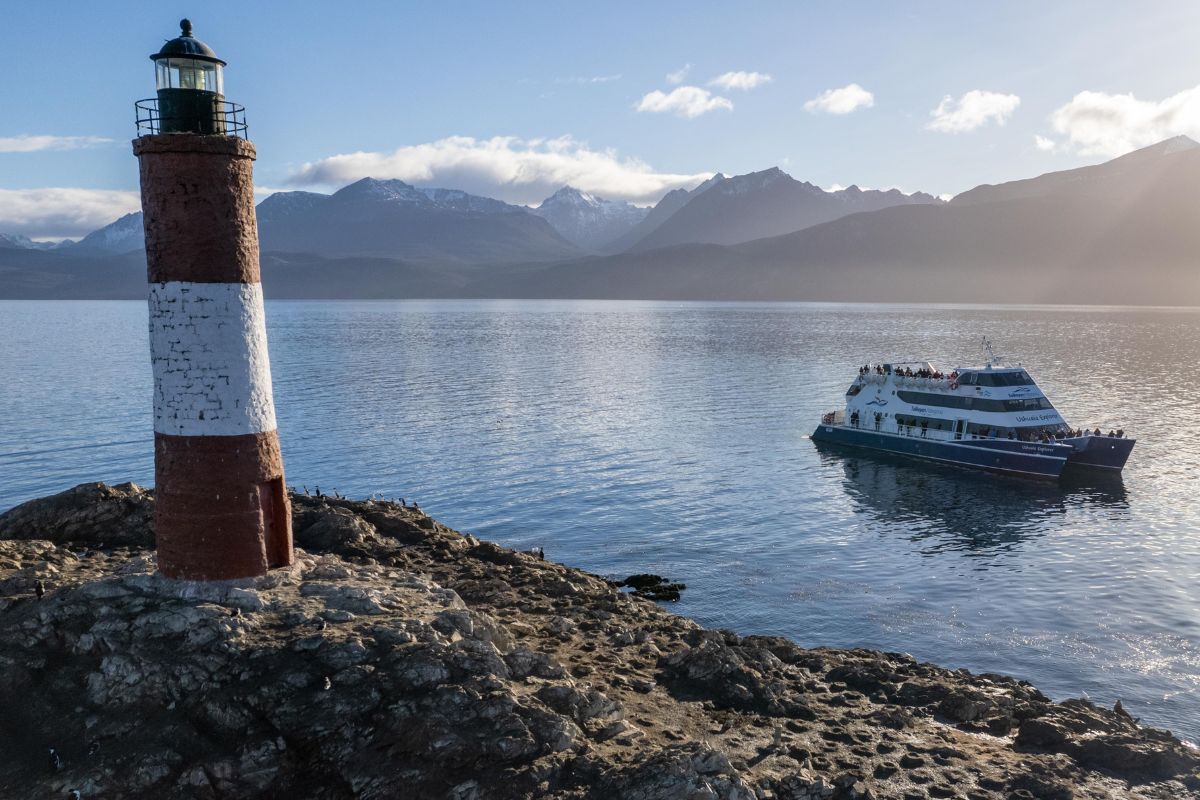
[323,676,332,691]
[35,579,45,600]
[319,619,328,631]
[68,790,81,799]
[230,607,241,618]
[48,746,61,771]
[87,740,100,757]
[303,485,309,496]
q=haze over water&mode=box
[2,299,1198,742]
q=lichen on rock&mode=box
[0,483,1196,799]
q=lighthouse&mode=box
[134,20,292,581]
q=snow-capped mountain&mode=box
[0,233,63,250]
[629,167,941,250]
[256,178,580,263]
[603,174,726,253]
[71,212,146,254]
[530,186,649,251]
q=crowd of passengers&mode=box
[859,364,955,380]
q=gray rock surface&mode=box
[0,483,1196,799]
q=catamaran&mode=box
[811,339,1134,479]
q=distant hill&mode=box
[627,168,941,251]
[5,137,1200,305]
[70,212,145,254]
[602,174,726,253]
[256,178,581,264]
[530,187,648,251]
[495,137,1200,305]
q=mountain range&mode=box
[3,136,1199,305]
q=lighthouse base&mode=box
[154,431,293,581]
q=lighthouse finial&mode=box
[180,18,193,36]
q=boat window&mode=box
[970,371,1035,387]
[896,390,1055,412]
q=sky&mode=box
[5,1,1200,238]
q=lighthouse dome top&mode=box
[151,19,226,66]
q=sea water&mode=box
[2,299,1197,741]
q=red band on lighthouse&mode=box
[135,132,292,581]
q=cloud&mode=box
[666,64,691,85]
[1048,85,1200,157]
[804,83,875,115]
[636,86,733,118]
[709,71,772,91]
[288,135,714,205]
[0,135,113,153]
[554,74,622,85]
[0,188,140,238]
[1034,134,1057,152]
[926,90,1020,133]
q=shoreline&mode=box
[0,482,1197,798]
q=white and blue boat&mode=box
[811,340,1134,479]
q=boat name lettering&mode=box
[908,405,944,416]
[1014,412,1062,423]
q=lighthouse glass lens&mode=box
[156,59,222,94]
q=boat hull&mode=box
[1062,435,1136,471]
[811,424,1069,479]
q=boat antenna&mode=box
[982,336,1002,366]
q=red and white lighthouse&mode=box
[134,20,292,581]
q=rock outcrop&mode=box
[0,483,1197,799]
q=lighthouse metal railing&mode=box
[135,98,249,139]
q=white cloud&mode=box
[804,83,875,115]
[288,135,714,205]
[709,71,772,91]
[1049,85,1200,157]
[1034,134,1057,152]
[636,86,733,118]
[0,188,140,238]
[554,74,622,85]
[666,64,691,85]
[926,90,1020,133]
[0,135,113,153]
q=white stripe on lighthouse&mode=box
[148,281,278,437]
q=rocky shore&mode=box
[0,483,1196,799]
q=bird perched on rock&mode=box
[318,619,328,631]
[87,740,100,757]
[302,485,309,496]
[35,579,45,600]
[323,676,332,691]
[68,790,81,799]
[230,607,241,618]
[1114,699,1137,722]
[48,747,61,771]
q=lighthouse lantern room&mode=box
[149,19,227,134]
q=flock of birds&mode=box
[297,485,420,511]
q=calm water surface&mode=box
[2,300,1198,742]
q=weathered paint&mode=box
[154,430,291,581]
[148,280,277,437]
[136,132,292,581]
[133,135,260,284]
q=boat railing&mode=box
[855,373,957,390]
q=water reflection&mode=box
[814,442,1128,556]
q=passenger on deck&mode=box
[920,420,928,438]
[1094,427,1102,436]
[1116,429,1124,438]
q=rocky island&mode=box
[0,483,1196,799]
